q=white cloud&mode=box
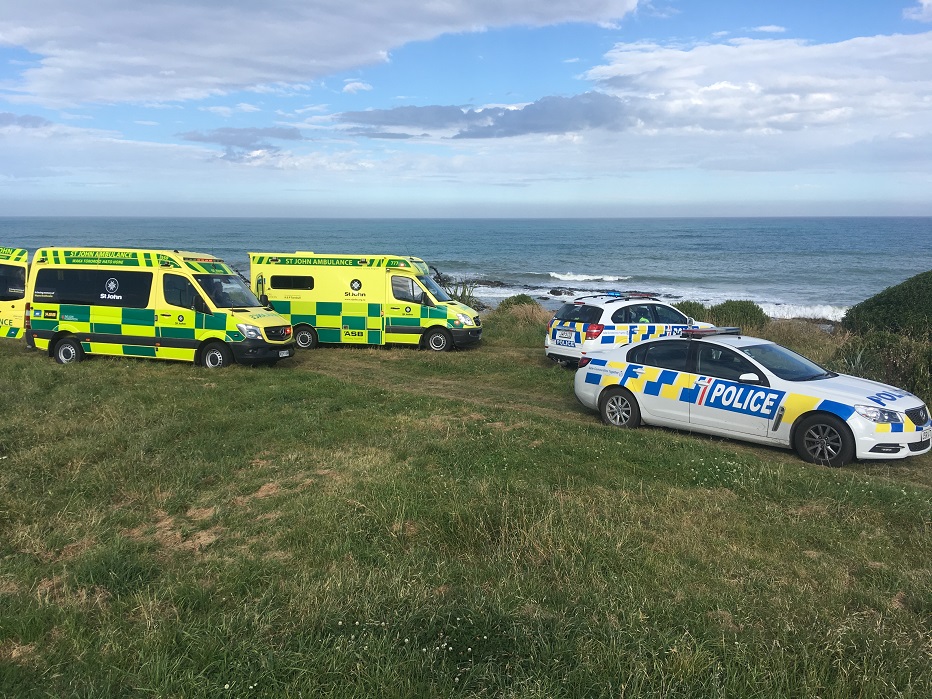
[904,0,932,22]
[752,25,786,33]
[343,81,373,94]
[0,1,640,107]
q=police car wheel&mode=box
[54,337,85,365]
[294,325,319,350]
[794,414,855,467]
[202,342,233,369]
[599,387,641,428]
[424,329,452,352]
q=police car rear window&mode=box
[554,304,602,324]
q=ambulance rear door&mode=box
[0,248,28,339]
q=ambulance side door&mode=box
[384,274,426,345]
[156,272,209,352]
[0,258,27,338]
[689,344,777,437]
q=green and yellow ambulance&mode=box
[0,247,29,339]
[25,247,295,367]
[249,252,482,351]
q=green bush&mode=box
[673,300,708,323]
[829,330,932,403]
[842,270,932,338]
[440,276,487,310]
[496,294,539,312]
[707,300,769,329]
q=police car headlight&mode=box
[236,323,264,340]
[456,313,475,327]
[855,405,903,423]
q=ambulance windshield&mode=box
[194,274,262,309]
[418,275,452,303]
[740,343,836,382]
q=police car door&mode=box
[629,339,694,424]
[690,344,777,437]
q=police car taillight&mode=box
[578,356,592,368]
[585,323,604,339]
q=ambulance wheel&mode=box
[294,325,318,349]
[599,387,640,428]
[202,342,233,369]
[424,328,452,352]
[53,336,85,365]
[793,414,855,467]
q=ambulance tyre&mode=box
[202,342,233,369]
[424,328,452,352]
[599,387,640,428]
[294,325,318,350]
[793,413,855,467]
[53,336,85,365]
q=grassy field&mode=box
[1,311,930,698]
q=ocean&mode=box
[2,217,930,321]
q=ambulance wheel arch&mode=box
[294,324,319,350]
[422,327,452,352]
[791,412,856,467]
[199,341,233,369]
[53,334,85,365]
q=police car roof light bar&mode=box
[681,327,742,339]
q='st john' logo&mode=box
[106,278,119,293]
[350,279,362,291]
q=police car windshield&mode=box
[739,343,836,382]
[418,275,452,303]
[194,274,261,309]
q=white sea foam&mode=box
[548,272,630,282]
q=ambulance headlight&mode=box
[855,405,903,423]
[237,323,264,340]
[456,313,475,327]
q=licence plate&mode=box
[923,427,931,442]
[557,330,575,340]
[279,350,290,357]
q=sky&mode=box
[1,0,932,217]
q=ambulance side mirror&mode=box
[738,372,764,385]
[259,293,269,307]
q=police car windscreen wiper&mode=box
[800,371,837,381]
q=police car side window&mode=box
[653,304,688,324]
[696,345,759,382]
[629,340,689,371]
[610,307,632,324]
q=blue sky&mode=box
[1,0,931,217]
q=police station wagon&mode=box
[574,328,931,467]
[545,292,711,367]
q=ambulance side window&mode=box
[270,275,314,290]
[628,340,689,371]
[392,276,424,304]
[164,274,210,314]
[33,269,152,308]
[0,264,25,301]
[696,345,758,382]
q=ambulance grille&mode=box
[906,406,929,425]
[265,325,292,341]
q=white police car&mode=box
[545,292,712,367]
[574,328,931,467]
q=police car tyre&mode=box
[599,387,641,428]
[54,337,85,365]
[294,325,318,350]
[424,328,452,352]
[202,341,233,369]
[793,414,855,467]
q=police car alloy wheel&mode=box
[794,414,855,467]
[599,387,640,428]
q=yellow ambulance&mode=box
[0,247,29,339]
[25,247,296,367]
[249,252,482,351]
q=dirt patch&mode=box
[0,641,36,665]
[123,509,223,554]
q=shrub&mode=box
[842,270,932,338]
[707,300,769,329]
[496,294,539,312]
[829,330,932,404]
[673,300,708,323]
[440,276,487,310]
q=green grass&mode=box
[1,316,930,698]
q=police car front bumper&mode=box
[231,339,296,364]
[853,419,932,460]
[451,327,482,348]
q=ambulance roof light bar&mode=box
[681,327,742,339]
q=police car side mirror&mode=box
[738,372,763,385]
